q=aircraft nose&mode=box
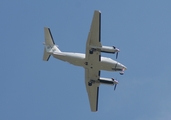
[123,65,127,70]
[117,62,127,70]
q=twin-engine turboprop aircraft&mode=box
[43,10,127,112]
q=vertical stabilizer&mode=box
[44,27,55,45]
[43,27,61,61]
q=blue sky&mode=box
[1,0,171,120]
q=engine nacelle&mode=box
[91,46,119,54]
[98,77,118,86]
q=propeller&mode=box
[113,46,120,59]
[114,84,117,91]
[116,52,119,59]
[112,78,119,91]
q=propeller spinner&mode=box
[112,78,119,91]
[113,46,120,59]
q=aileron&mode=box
[85,68,100,112]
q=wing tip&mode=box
[94,10,101,14]
[90,86,99,112]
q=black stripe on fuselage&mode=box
[112,68,123,71]
[99,80,114,84]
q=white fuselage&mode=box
[52,52,126,72]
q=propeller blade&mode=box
[116,52,119,59]
[114,84,117,91]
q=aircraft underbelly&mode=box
[84,60,115,71]
[68,58,84,66]
[53,53,85,66]
[53,53,118,71]
[99,61,114,71]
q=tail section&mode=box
[43,47,51,61]
[43,27,61,61]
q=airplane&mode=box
[43,10,127,112]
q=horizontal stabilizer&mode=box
[44,27,55,45]
[43,48,51,61]
[43,27,61,61]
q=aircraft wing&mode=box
[84,10,102,112]
[86,10,102,60]
[85,68,100,112]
